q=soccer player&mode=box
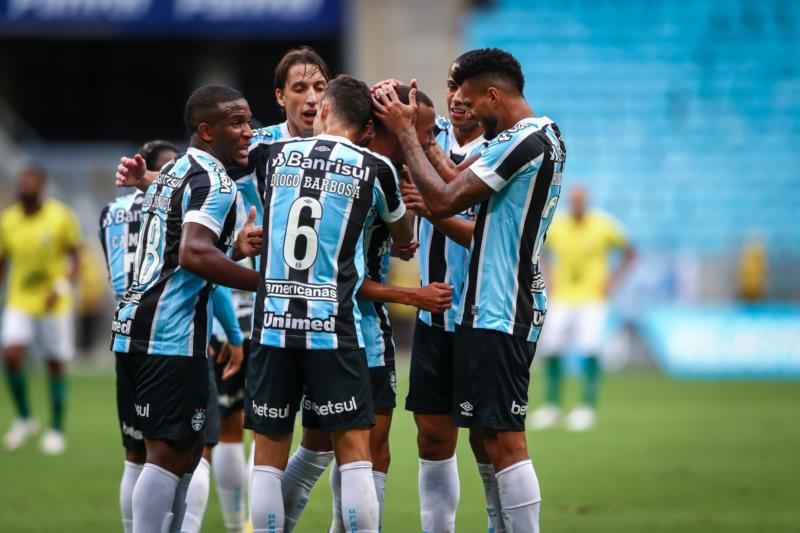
[373,48,567,532]
[278,85,453,533]
[241,75,413,533]
[112,85,260,533]
[1,166,82,455]
[397,60,489,533]
[530,184,635,431]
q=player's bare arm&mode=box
[373,85,493,218]
[357,278,452,313]
[180,223,259,292]
[401,179,474,248]
[386,209,415,249]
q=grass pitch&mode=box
[1,361,798,532]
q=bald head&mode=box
[570,184,588,220]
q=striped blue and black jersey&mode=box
[457,117,566,343]
[111,147,239,357]
[235,122,292,224]
[418,117,486,331]
[99,191,143,299]
[358,216,394,367]
[249,133,405,350]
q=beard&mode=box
[481,116,499,140]
[18,192,38,207]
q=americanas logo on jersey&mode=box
[191,409,207,432]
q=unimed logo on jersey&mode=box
[263,312,335,332]
[111,319,132,335]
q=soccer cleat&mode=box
[40,429,67,455]
[527,404,561,430]
[3,418,40,451]
[565,405,597,432]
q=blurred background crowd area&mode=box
[0,0,797,378]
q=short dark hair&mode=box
[184,85,245,131]
[322,75,373,130]
[451,48,525,94]
[274,46,331,91]
[394,85,434,109]
[374,85,434,132]
[138,140,179,171]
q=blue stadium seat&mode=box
[465,0,800,255]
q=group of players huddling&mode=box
[103,45,566,533]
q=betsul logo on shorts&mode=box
[251,401,290,419]
[191,409,207,432]
[511,400,528,416]
[459,401,474,417]
[134,403,150,418]
[302,396,358,417]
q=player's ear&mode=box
[275,88,286,110]
[488,86,501,107]
[197,122,213,143]
[357,119,375,147]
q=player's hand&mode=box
[235,206,261,257]
[391,240,419,261]
[115,154,147,188]
[401,181,432,219]
[372,82,418,134]
[44,290,59,311]
[412,282,453,312]
[370,78,404,93]
[218,343,244,380]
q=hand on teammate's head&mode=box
[372,83,419,134]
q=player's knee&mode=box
[3,347,24,370]
[417,429,457,460]
[485,431,529,469]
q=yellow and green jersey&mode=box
[0,199,82,316]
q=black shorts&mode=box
[211,336,249,418]
[303,360,396,429]
[405,319,455,414]
[245,344,374,435]
[116,353,210,446]
[452,325,536,431]
[115,353,145,453]
[206,356,220,447]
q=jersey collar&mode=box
[187,147,225,169]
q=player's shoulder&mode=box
[185,148,235,192]
[251,122,291,147]
[0,202,22,224]
[435,115,451,133]
[105,191,142,212]
[491,117,555,147]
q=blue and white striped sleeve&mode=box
[183,172,237,238]
[469,131,544,192]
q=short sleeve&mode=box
[372,161,406,223]
[469,131,544,192]
[603,215,628,249]
[183,172,237,238]
[61,207,83,249]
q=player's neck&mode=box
[499,98,536,132]
[453,124,482,147]
[321,121,360,145]
[286,120,309,139]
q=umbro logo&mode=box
[459,401,474,417]
[314,145,331,152]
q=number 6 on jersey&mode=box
[284,197,323,270]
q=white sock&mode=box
[478,463,507,533]
[213,442,247,532]
[247,441,255,523]
[283,446,335,532]
[328,460,344,533]
[496,460,541,533]
[372,471,387,531]
[251,465,285,533]
[339,461,379,533]
[120,461,144,533]
[419,456,459,533]
[132,463,179,533]
[169,473,193,533]
[181,458,210,533]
